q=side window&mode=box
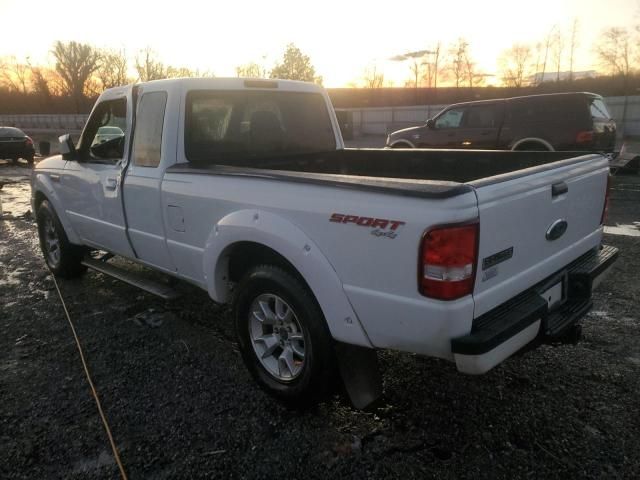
[81,99,127,162]
[133,92,168,167]
[465,105,496,128]
[435,108,465,129]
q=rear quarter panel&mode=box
[161,172,479,358]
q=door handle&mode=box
[552,182,568,197]
[49,174,60,182]
[105,177,118,190]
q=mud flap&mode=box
[334,342,382,410]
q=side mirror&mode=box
[59,134,77,160]
[426,119,435,129]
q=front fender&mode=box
[32,173,82,244]
[202,209,373,348]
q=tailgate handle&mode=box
[552,182,568,197]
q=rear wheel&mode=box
[513,142,551,151]
[233,265,336,405]
[36,200,86,278]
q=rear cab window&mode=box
[184,90,336,163]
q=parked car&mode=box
[0,127,35,164]
[386,92,617,152]
[32,79,617,408]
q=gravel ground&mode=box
[1,160,639,479]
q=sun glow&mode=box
[0,0,637,87]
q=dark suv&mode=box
[386,92,616,152]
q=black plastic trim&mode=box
[451,291,546,355]
[451,245,619,356]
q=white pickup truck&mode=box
[31,78,618,408]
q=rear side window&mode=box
[185,90,336,162]
[465,105,497,128]
[590,98,611,120]
[508,96,583,124]
[133,91,168,167]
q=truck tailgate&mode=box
[471,154,609,317]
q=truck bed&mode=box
[172,149,604,198]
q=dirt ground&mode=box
[1,158,639,479]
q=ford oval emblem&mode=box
[546,219,568,241]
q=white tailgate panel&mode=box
[472,158,609,317]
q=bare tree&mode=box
[568,19,579,82]
[538,27,556,84]
[595,27,634,77]
[52,41,101,111]
[361,65,385,88]
[0,56,31,94]
[462,42,480,88]
[390,50,431,88]
[552,29,564,81]
[499,44,533,87]
[596,27,636,136]
[423,42,442,88]
[448,39,469,88]
[135,48,168,81]
[235,62,268,78]
[97,49,129,89]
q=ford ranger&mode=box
[31,78,618,408]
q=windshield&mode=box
[185,90,336,162]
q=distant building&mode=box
[528,70,598,84]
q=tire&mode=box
[36,200,86,278]
[233,265,336,405]
[513,142,551,152]
[26,155,34,166]
[391,142,413,149]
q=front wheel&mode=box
[233,265,336,405]
[36,200,86,278]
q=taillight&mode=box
[601,174,611,225]
[575,130,594,144]
[419,222,479,300]
[25,137,33,146]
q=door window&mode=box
[132,92,168,167]
[80,99,127,162]
[434,108,465,129]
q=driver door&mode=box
[61,92,135,257]
[425,107,467,147]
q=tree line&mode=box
[355,22,639,91]
[1,23,638,114]
[0,42,320,113]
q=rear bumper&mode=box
[452,245,619,374]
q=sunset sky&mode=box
[0,0,637,87]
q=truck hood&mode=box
[387,126,424,146]
[35,154,65,170]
